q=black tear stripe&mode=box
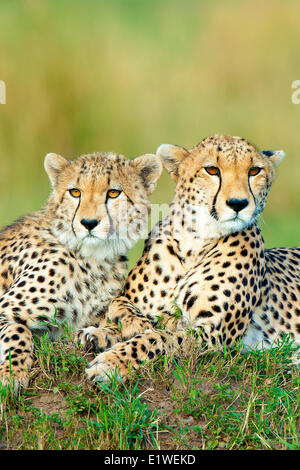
[59,193,65,205]
[247,154,255,202]
[71,197,81,236]
[210,172,222,220]
[248,176,255,203]
[124,193,135,207]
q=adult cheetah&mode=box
[0,150,162,391]
[78,135,300,382]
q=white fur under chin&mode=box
[79,236,135,261]
[173,204,254,241]
[52,225,136,261]
[218,217,251,236]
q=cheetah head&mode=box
[44,152,162,258]
[157,135,285,238]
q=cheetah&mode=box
[78,135,300,382]
[0,150,162,391]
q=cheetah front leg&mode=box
[85,327,186,383]
[80,297,186,382]
[75,296,154,352]
[0,319,34,392]
[0,272,66,393]
[108,296,155,340]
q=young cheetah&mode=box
[0,150,162,391]
[78,135,300,382]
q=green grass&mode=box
[0,330,299,450]
[0,330,159,450]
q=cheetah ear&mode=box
[131,153,163,195]
[44,153,70,187]
[156,144,189,181]
[261,150,285,167]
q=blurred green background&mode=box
[0,0,299,269]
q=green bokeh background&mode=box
[0,0,299,269]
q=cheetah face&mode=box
[158,135,285,238]
[44,152,162,256]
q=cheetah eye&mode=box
[69,188,81,198]
[205,166,220,176]
[249,167,262,177]
[107,189,122,199]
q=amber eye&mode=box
[107,189,122,199]
[69,188,81,198]
[205,166,220,176]
[249,167,262,177]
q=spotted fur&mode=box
[80,135,299,382]
[0,150,162,391]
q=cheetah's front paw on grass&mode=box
[0,363,30,394]
[85,350,128,383]
[84,329,167,383]
[75,325,121,352]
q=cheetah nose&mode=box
[80,218,99,231]
[226,198,249,213]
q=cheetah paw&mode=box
[75,326,120,352]
[85,350,129,383]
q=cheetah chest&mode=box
[49,256,126,329]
